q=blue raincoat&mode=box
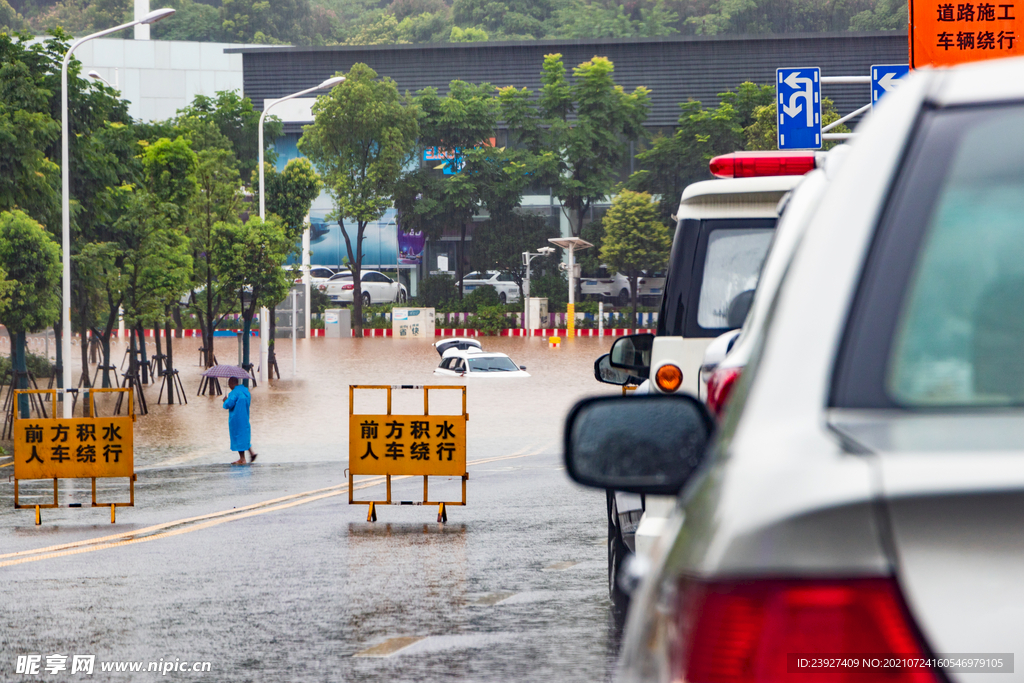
[223,384,252,451]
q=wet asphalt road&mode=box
[0,336,626,682]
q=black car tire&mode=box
[617,289,630,307]
[499,292,507,304]
[607,490,631,611]
[362,292,371,307]
[397,290,407,304]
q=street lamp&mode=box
[256,75,344,383]
[548,237,593,340]
[61,7,175,418]
[521,246,555,331]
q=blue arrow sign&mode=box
[777,67,821,150]
[871,64,909,106]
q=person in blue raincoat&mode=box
[223,377,256,464]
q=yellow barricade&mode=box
[12,388,136,524]
[349,385,467,522]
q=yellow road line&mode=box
[0,462,11,469]
[1,446,553,568]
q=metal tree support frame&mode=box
[348,385,469,523]
[12,388,136,524]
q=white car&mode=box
[434,348,530,377]
[461,271,520,304]
[569,57,1024,682]
[581,266,666,306]
[318,270,408,306]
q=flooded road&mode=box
[1,335,629,682]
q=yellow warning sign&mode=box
[348,385,468,522]
[13,415,134,480]
[349,414,465,477]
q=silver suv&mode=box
[566,56,1024,681]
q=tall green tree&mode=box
[394,80,499,294]
[253,156,321,366]
[502,54,650,237]
[600,190,671,322]
[177,90,281,184]
[220,0,314,44]
[177,117,244,367]
[211,215,291,375]
[0,210,60,414]
[299,64,418,337]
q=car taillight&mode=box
[317,284,326,291]
[342,284,354,290]
[706,366,742,418]
[709,152,817,178]
[671,577,939,683]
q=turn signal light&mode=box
[709,152,817,178]
[655,364,683,393]
[706,366,742,418]
[670,577,940,683]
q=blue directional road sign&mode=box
[871,64,909,106]
[777,68,821,150]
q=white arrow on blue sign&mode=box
[871,64,909,106]
[777,67,821,150]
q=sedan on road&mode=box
[318,270,408,306]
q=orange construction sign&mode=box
[911,0,1024,67]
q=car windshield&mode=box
[467,356,520,372]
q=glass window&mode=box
[888,108,1024,407]
[696,228,774,329]
[498,272,514,282]
[465,272,484,281]
[468,356,520,372]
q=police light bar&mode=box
[709,151,820,179]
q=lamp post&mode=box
[521,246,555,332]
[548,237,593,340]
[257,76,345,383]
[61,8,175,418]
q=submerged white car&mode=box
[434,348,530,378]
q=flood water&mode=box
[77,335,624,469]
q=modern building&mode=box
[228,33,907,289]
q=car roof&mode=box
[676,176,802,220]
[930,55,1024,106]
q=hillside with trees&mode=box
[2,0,906,43]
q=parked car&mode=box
[567,57,1024,682]
[434,348,529,377]
[318,270,408,306]
[462,271,520,304]
[581,266,665,306]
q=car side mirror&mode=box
[726,289,755,329]
[519,365,527,371]
[564,394,714,495]
[594,353,638,386]
[608,333,654,377]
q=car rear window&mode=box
[697,228,775,329]
[833,104,1024,409]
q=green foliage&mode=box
[0,0,24,30]
[474,304,515,333]
[601,190,671,318]
[0,350,54,380]
[555,0,679,38]
[462,283,499,312]
[255,157,322,245]
[396,10,452,42]
[220,0,314,44]
[451,0,556,39]
[505,54,650,237]
[417,273,458,308]
[0,210,59,333]
[298,63,419,335]
[176,91,280,182]
[345,11,405,44]
[152,0,222,41]
[529,272,568,312]
[449,25,488,41]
